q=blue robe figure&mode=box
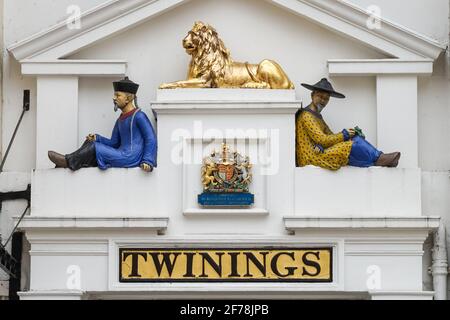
[48,77,157,172]
[95,108,157,170]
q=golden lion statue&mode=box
[160,22,294,90]
[201,161,218,190]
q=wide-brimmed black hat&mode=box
[301,78,345,99]
[113,77,139,94]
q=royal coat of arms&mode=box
[199,144,254,206]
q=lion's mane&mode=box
[191,23,231,87]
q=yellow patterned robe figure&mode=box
[296,108,353,171]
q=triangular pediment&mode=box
[8,0,445,62]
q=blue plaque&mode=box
[198,193,254,206]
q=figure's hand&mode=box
[86,134,96,142]
[313,144,325,154]
[347,129,356,138]
[140,163,153,172]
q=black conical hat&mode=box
[113,77,139,94]
[301,78,345,99]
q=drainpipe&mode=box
[0,0,3,159]
[448,0,450,78]
[431,224,448,300]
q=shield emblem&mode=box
[217,164,235,182]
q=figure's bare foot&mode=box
[48,151,68,168]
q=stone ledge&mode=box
[370,291,435,300]
[21,60,127,76]
[283,216,440,231]
[18,290,85,300]
[152,102,300,115]
[294,167,422,216]
[92,291,370,300]
[31,168,165,217]
[110,282,345,293]
[15,217,169,232]
[152,89,301,114]
[183,208,269,217]
[328,59,434,76]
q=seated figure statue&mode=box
[296,78,400,171]
[48,77,157,172]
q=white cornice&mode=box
[8,0,188,60]
[152,103,300,115]
[271,0,445,60]
[21,59,127,76]
[153,88,301,114]
[18,291,86,300]
[16,216,169,231]
[7,0,445,62]
[328,59,434,76]
[283,216,441,231]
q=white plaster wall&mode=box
[0,172,31,298]
[295,167,422,217]
[68,1,450,270]
[3,0,439,48]
[3,0,105,44]
[71,0,382,148]
[347,1,450,171]
[418,56,450,171]
[1,0,448,172]
[1,0,105,172]
[0,58,35,172]
[422,171,450,298]
[73,1,449,299]
[1,0,449,298]
[349,0,449,44]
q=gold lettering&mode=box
[119,248,332,282]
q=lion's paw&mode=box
[159,83,177,89]
[241,82,270,89]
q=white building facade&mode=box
[0,0,449,300]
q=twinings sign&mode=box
[120,248,332,282]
